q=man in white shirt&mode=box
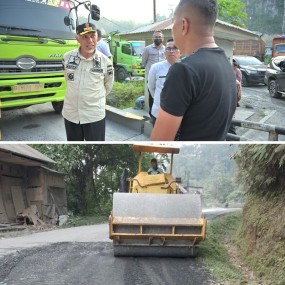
[148,39,181,126]
[62,23,114,141]
[96,29,112,59]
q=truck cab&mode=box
[272,36,285,58]
[0,0,79,113]
[107,36,145,82]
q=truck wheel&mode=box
[52,101,63,114]
[242,74,248,87]
[268,80,282,98]
[116,68,127,82]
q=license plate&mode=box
[12,83,45,94]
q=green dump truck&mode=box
[106,34,145,82]
[0,0,80,113]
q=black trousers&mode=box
[148,88,156,122]
[64,118,105,141]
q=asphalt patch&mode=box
[0,242,214,285]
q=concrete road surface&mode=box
[0,208,240,285]
[0,103,148,141]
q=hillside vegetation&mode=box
[234,145,285,284]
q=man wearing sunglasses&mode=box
[148,38,181,126]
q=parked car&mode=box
[233,55,267,87]
[264,56,285,98]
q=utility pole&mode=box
[153,0,157,23]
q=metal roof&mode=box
[0,144,55,166]
[120,18,260,41]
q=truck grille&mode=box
[0,60,63,74]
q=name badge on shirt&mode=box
[66,64,78,70]
[90,68,103,73]
[66,55,80,70]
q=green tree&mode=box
[218,0,248,28]
[32,144,139,215]
[234,144,285,195]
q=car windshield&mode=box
[132,42,145,57]
[0,0,76,40]
[275,44,285,54]
[236,57,262,65]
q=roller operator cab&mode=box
[0,0,99,113]
[109,145,207,258]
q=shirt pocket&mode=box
[88,69,104,83]
[85,69,105,92]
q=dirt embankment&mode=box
[237,192,285,285]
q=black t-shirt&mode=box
[160,47,237,141]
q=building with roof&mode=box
[119,18,260,60]
[0,145,67,225]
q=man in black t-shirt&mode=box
[150,0,237,141]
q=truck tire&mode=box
[242,74,248,87]
[116,67,128,82]
[52,101,63,114]
[268,80,282,98]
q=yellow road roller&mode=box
[109,144,206,257]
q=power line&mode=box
[100,17,130,30]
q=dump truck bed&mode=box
[109,193,206,257]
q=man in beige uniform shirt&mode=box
[62,23,114,141]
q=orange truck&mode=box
[233,39,265,61]
[272,36,285,58]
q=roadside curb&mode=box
[106,105,147,134]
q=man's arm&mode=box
[147,64,156,97]
[150,108,183,141]
[101,42,112,58]
[105,60,114,95]
[141,47,148,68]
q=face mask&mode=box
[154,39,162,46]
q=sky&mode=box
[88,0,180,22]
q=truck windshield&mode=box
[132,42,145,57]
[275,44,285,54]
[0,0,76,40]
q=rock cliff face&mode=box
[243,0,284,34]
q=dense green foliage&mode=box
[234,144,285,195]
[218,0,248,28]
[107,80,144,109]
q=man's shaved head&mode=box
[176,0,217,29]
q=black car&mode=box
[233,55,267,87]
[264,56,285,98]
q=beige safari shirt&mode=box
[62,48,114,124]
